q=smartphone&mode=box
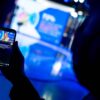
[0,27,16,67]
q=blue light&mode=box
[64,0,70,2]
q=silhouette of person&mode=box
[71,0,100,99]
[0,41,41,100]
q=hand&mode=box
[1,41,25,84]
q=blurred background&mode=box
[0,0,90,100]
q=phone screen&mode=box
[0,28,16,67]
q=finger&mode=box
[13,41,23,58]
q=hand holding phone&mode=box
[0,27,16,67]
[1,41,41,100]
[1,41,25,84]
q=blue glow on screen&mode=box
[0,31,15,43]
[10,0,74,78]
[64,0,71,2]
[36,8,70,45]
